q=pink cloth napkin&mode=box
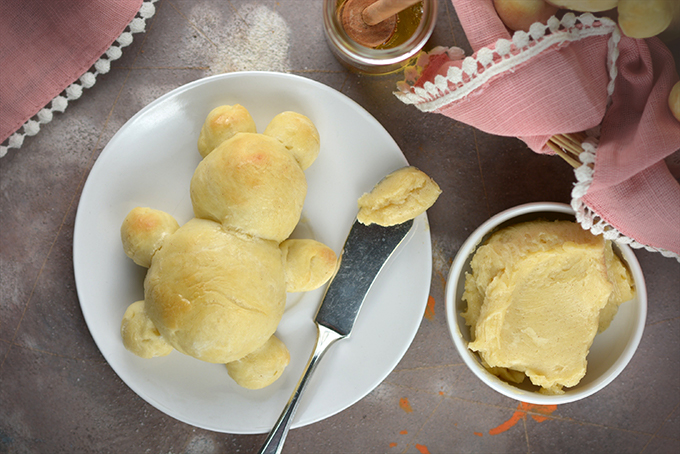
[0,0,143,144]
[396,0,680,257]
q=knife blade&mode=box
[258,218,414,454]
[315,218,414,336]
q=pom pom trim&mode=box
[0,0,158,158]
[571,135,680,261]
[394,13,618,113]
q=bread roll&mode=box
[121,207,180,267]
[618,0,674,38]
[281,239,338,293]
[546,0,618,12]
[493,0,559,32]
[190,133,307,243]
[197,104,257,158]
[358,166,441,226]
[264,111,321,171]
[226,335,291,389]
[144,218,286,364]
[670,81,680,122]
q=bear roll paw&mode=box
[226,335,291,389]
[281,239,338,293]
[121,207,180,268]
[121,301,173,358]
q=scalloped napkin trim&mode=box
[0,0,158,158]
[394,13,618,111]
[573,134,680,262]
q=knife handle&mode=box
[258,324,344,454]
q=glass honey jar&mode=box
[323,0,437,74]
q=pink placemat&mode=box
[0,0,155,157]
[396,0,680,259]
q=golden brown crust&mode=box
[191,133,307,243]
[144,218,286,363]
[121,301,173,358]
[264,111,320,171]
[197,104,257,158]
[226,335,291,389]
[121,207,180,267]
[281,239,337,293]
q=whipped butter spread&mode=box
[357,166,441,227]
[462,220,635,394]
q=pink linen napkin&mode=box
[0,0,144,148]
[396,0,680,258]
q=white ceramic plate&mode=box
[445,202,647,405]
[73,72,432,434]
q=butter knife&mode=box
[258,218,414,454]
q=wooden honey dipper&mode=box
[341,0,422,48]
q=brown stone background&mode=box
[1,1,679,453]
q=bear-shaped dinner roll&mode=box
[120,106,337,389]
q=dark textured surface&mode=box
[1,1,679,453]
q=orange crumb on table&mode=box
[400,430,408,435]
[489,410,524,436]
[389,442,398,448]
[415,444,431,454]
[530,403,558,422]
[437,266,447,289]
[474,431,483,437]
[399,397,413,413]
[489,402,558,435]
[424,295,435,320]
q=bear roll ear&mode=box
[121,207,179,267]
[264,111,320,171]
[280,239,337,293]
[121,301,173,358]
[197,104,257,158]
[225,335,290,390]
